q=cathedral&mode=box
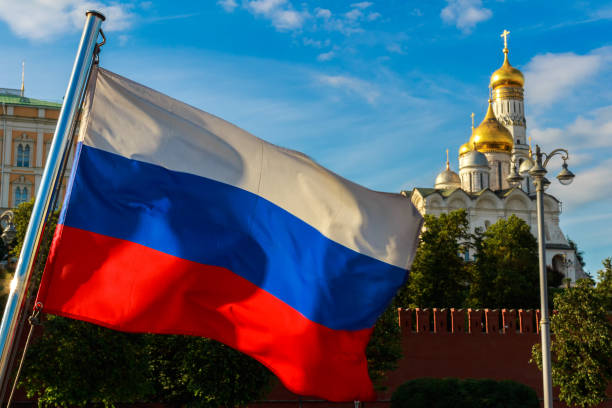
[403,31,585,282]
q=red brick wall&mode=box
[254,308,612,408]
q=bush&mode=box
[390,378,539,408]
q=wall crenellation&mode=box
[397,307,543,335]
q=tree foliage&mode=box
[568,236,586,269]
[147,335,272,408]
[391,378,539,408]
[531,278,612,408]
[597,257,612,311]
[11,200,59,299]
[396,209,471,308]
[366,304,402,388]
[467,215,540,309]
[21,316,153,407]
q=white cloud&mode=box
[524,49,609,107]
[244,0,307,31]
[317,50,335,61]
[273,9,305,30]
[303,37,322,47]
[367,12,381,21]
[218,1,382,48]
[345,9,363,21]
[529,104,612,211]
[531,106,612,150]
[549,158,612,208]
[411,8,423,17]
[317,74,380,104]
[217,0,238,12]
[248,0,284,14]
[350,2,373,9]
[386,43,404,54]
[0,0,134,41]
[315,8,331,19]
[591,5,612,20]
[440,0,492,33]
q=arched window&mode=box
[14,186,29,206]
[17,144,24,167]
[16,143,31,167]
[23,145,30,167]
[14,187,23,206]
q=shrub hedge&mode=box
[390,378,539,408]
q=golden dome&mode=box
[469,100,513,153]
[490,48,524,89]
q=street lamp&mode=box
[506,145,575,408]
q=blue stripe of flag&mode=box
[60,144,408,331]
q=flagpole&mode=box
[0,10,105,398]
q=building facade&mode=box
[403,32,585,282]
[0,87,71,211]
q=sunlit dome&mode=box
[469,100,513,153]
[461,148,489,168]
[490,34,524,89]
[435,151,461,189]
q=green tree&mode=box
[531,278,612,408]
[147,335,272,408]
[467,215,540,309]
[596,257,612,311]
[10,200,59,298]
[391,378,539,408]
[568,236,586,269]
[21,317,153,407]
[366,304,402,388]
[396,209,471,308]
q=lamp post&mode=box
[507,145,575,408]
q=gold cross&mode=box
[501,29,510,49]
[471,112,475,129]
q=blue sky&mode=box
[0,0,610,273]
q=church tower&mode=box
[490,30,530,188]
[409,29,586,282]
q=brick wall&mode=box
[254,308,612,408]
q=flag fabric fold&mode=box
[36,67,422,401]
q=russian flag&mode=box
[36,68,422,401]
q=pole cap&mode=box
[86,10,106,21]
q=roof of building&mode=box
[407,186,562,206]
[0,92,61,109]
[407,186,558,202]
[466,100,514,154]
[434,158,461,188]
